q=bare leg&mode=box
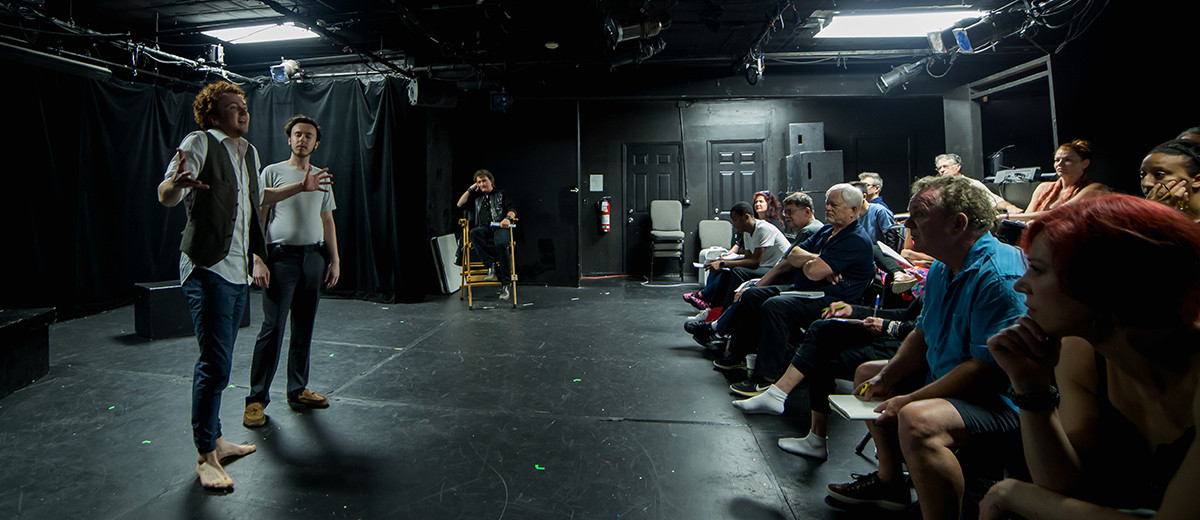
[897,400,970,520]
[810,410,831,438]
[773,364,807,393]
[855,361,904,484]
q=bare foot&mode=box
[214,436,256,464]
[195,452,234,491]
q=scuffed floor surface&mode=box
[0,280,892,519]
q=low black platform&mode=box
[0,307,55,400]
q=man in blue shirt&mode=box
[706,184,875,393]
[825,175,1027,519]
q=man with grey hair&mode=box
[782,192,823,243]
[857,172,889,211]
[826,174,1026,518]
[708,183,875,395]
[935,153,1024,214]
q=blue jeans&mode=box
[182,268,248,453]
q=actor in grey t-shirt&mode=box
[243,115,341,429]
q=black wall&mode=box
[577,96,945,276]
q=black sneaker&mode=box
[729,378,772,397]
[712,354,747,371]
[684,319,713,336]
[826,472,911,511]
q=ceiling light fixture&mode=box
[816,10,983,39]
[953,10,1029,53]
[202,22,320,45]
[270,58,301,82]
[877,57,930,94]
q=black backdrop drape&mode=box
[5,66,429,319]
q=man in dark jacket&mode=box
[456,169,517,299]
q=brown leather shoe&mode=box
[288,389,329,409]
[242,402,267,428]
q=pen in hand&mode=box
[858,382,870,397]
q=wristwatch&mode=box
[1004,385,1060,412]
[719,261,726,269]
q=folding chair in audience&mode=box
[458,218,518,309]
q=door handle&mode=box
[627,217,634,223]
[628,208,634,215]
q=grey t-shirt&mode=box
[261,161,337,245]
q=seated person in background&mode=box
[1008,139,1109,221]
[455,169,517,299]
[982,194,1200,519]
[1140,139,1200,222]
[684,192,826,343]
[732,295,923,460]
[826,175,1026,519]
[784,191,823,243]
[850,180,897,244]
[936,153,1024,215]
[702,183,874,382]
[753,190,785,234]
[683,202,789,312]
[859,172,890,211]
[850,180,915,293]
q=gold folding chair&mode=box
[458,218,518,309]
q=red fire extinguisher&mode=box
[598,196,611,233]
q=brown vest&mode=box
[180,132,267,268]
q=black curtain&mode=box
[4,66,427,319]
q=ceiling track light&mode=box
[953,10,1029,53]
[271,58,302,83]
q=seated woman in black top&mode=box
[983,194,1200,519]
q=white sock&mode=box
[731,384,787,415]
[777,433,827,460]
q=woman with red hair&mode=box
[981,194,1200,519]
[1009,139,1109,221]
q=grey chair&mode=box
[696,219,733,286]
[648,200,685,281]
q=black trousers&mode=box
[247,245,326,405]
[789,319,900,414]
[467,226,512,284]
[727,286,826,382]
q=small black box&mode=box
[0,308,55,399]
[134,281,250,340]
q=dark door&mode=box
[709,140,765,218]
[624,143,682,275]
[853,136,914,213]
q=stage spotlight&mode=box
[927,16,979,54]
[603,15,666,49]
[877,58,929,94]
[270,58,300,83]
[953,10,1027,53]
[745,55,763,85]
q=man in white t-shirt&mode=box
[243,115,341,429]
[936,153,1024,214]
[683,201,789,316]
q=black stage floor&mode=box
[0,279,896,519]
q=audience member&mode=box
[683,202,789,312]
[858,172,890,211]
[935,153,1024,214]
[1140,139,1200,222]
[753,191,785,233]
[456,168,517,300]
[825,175,1026,519]
[698,183,873,385]
[732,295,922,460]
[1009,139,1109,221]
[783,192,823,242]
[981,194,1200,519]
[1176,126,1200,141]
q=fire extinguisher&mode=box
[598,196,612,233]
